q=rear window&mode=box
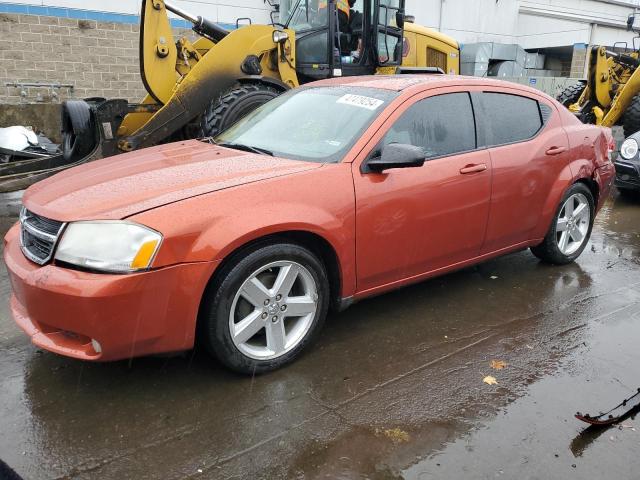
[381,92,476,159]
[479,92,543,146]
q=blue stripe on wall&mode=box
[0,2,236,29]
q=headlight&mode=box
[55,221,162,273]
[620,138,638,160]
[272,30,289,43]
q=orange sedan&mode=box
[4,76,615,373]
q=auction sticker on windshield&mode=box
[337,94,385,111]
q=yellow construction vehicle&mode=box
[557,13,640,137]
[59,0,460,163]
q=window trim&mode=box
[472,91,552,149]
[361,91,481,172]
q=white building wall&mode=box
[0,0,638,47]
[412,0,640,48]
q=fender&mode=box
[196,202,355,298]
[130,164,358,299]
[237,75,291,92]
[530,161,581,240]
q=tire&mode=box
[61,100,95,161]
[199,242,330,374]
[198,83,281,138]
[556,83,585,108]
[531,183,595,265]
[623,94,640,138]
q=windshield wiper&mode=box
[217,142,274,156]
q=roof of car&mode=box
[309,75,554,100]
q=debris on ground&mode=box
[0,125,60,162]
[490,360,508,370]
[375,428,410,444]
[483,376,498,385]
[576,388,640,426]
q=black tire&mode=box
[199,242,330,374]
[61,100,95,161]
[198,83,281,138]
[623,94,640,138]
[531,183,595,265]
[556,83,585,108]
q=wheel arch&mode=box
[531,162,597,240]
[236,75,291,93]
[574,176,599,207]
[198,229,345,327]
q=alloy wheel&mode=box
[229,261,318,360]
[556,192,590,256]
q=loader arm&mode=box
[601,65,640,128]
[140,0,179,105]
[119,24,297,152]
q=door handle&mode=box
[545,146,567,155]
[459,163,487,174]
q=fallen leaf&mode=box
[483,375,498,385]
[376,427,410,444]
[490,360,508,370]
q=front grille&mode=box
[19,208,64,265]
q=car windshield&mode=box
[214,86,398,163]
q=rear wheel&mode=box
[198,83,281,138]
[622,94,640,137]
[556,83,585,108]
[199,243,329,374]
[531,183,594,265]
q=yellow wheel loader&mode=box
[557,13,640,137]
[57,0,460,163]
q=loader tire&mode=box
[622,95,640,137]
[199,83,281,138]
[61,100,95,161]
[556,83,585,108]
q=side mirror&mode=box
[364,143,426,173]
[628,13,639,33]
[396,11,405,29]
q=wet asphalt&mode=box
[0,190,639,480]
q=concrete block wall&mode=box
[0,12,193,105]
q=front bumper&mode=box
[4,223,218,361]
[614,160,640,191]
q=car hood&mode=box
[23,140,322,221]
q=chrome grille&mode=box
[19,208,65,265]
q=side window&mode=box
[381,92,476,159]
[479,93,543,146]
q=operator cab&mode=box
[284,0,405,81]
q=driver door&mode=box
[353,90,492,293]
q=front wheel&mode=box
[531,183,595,265]
[198,83,281,138]
[556,83,585,108]
[199,243,330,374]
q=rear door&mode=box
[353,90,492,293]
[473,90,570,253]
